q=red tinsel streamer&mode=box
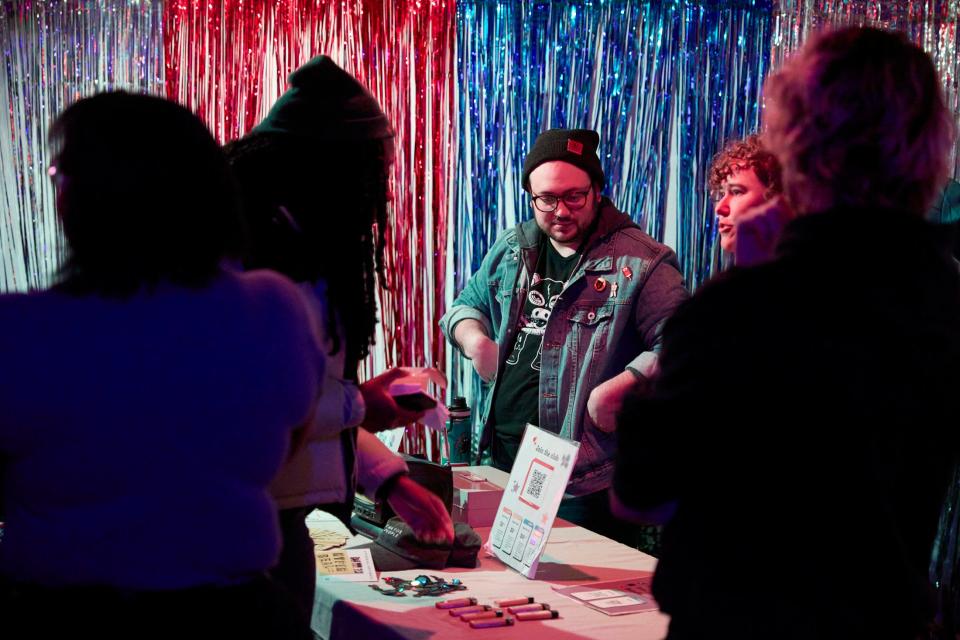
[163,0,455,460]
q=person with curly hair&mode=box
[708,134,783,255]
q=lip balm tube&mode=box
[436,597,478,610]
[449,605,491,617]
[507,603,549,614]
[516,610,560,621]
[461,610,504,622]
[495,596,534,607]
[469,617,515,629]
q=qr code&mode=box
[526,469,547,500]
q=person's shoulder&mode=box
[489,225,521,250]
[229,270,324,367]
[613,224,677,262]
[230,268,302,299]
[698,262,781,298]
[672,262,783,327]
[594,202,658,253]
[0,289,66,320]
[0,291,82,364]
[0,292,32,332]
[227,269,314,325]
[473,225,523,268]
[0,290,37,307]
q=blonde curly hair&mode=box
[762,27,954,217]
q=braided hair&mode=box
[225,131,389,366]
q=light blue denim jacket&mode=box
[440,199,688,495]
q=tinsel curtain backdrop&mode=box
[450,0,773,451]
[3,0,960,462]
[163,0,456,457]
[0,0,164,292]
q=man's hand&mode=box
[734,196,795,267]
[358,368,425,432]
[587,370,641,433]
[385,475,455,544]
[463,334,498,381]
[454,320,499,382]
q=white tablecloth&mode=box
[308,468,669,640]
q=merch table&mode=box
[309,467,669,640]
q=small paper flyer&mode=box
[315,548,378,582]
[489,424,579,579]
[553,575,660,616]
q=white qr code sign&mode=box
[489,424,579,579]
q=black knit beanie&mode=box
[252,55,392,142]
[521,128,604,191]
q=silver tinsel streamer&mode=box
[0,1,163,293]
[771,0,960,176]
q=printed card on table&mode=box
[552,574,660,615]
[314,548,377,582]
[489,424,579,579]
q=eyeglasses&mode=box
[530,186,593,213]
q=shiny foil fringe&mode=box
[163,0,455,458]
[452,0,772,455]
[0,0,163,292]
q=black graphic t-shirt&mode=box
[489,239,579,471]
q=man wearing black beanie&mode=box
[441,128,688,546]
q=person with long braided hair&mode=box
[226,56,453,625]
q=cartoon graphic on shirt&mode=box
[506,276,564,371]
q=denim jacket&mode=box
[440,198,688,495]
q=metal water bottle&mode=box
[445,396,472,464]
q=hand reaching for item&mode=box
[385,474,455,545]
[359,367,426,432]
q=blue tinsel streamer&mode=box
[677,0,773,287]
[452,0,773,447]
